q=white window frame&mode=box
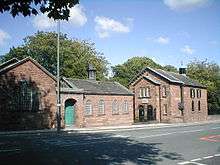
[123,100,129,114]
[85,100,92,116]
[112,100,119,114]
[98,99,105,115]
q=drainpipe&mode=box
[158,86,162,123]
[180,85,185,122]
[56,20,61,132]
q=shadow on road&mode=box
[0,132,183,165]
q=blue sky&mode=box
[0,0,219,68]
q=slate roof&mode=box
[129,67,205,88]
[143,76,161,85]
[63,78,133,95]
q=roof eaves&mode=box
[114,81,134,95]
[143,76,161,85]
[148,67,184,84]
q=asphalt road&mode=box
[0,122,219,165]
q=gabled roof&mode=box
[143,76,161,85]
[64,78,134,95]
[0,57,57,81]
[129,67,205,88]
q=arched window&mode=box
[198,101,201,111]
[98,99,105,114]
[85,100,92,115]
[112,100,119,114]
[192,100,195,111]
[12,79,39,112]
[123,100,129,113]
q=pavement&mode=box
[0,122,220,165]
[0,119,220,135]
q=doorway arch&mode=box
[147,105,156,121]
[64,99,76,126]
[139,105,145,122]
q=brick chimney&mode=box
[87,64,96,80]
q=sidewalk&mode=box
[65,119,220,133]
[1,119,220,135]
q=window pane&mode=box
[123,100,129,113]
[192,101,194,111]
[112,100,118,114]
[85,100,92,115]
[99,100,105,114]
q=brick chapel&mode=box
[0,57,208,130]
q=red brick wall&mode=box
[61,94,133,127]
[129,70,171,123]
[129,69,208,123]
[183,87,207,122]
[0,60,57,130]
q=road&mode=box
[0,122,219,165]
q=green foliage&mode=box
[163,65,178,73]
[0,0,79,20]
[187,60,220,114]
[111,56,163,87]
[2,31,108,80]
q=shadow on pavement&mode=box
[0,132,183,165]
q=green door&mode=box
[65,100,75,126]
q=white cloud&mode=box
[163,0,212,11]
[33,14,56,30]
[32,4,87,30]
[69,4,87,27]
[181,45,195,55]
[0,29,10,46]
[155,36,170,44]
[146,36,170,44]
[94,16,131,38]
[209,40,219,45]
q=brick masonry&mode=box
[0,58,208,130]
[0,60,57,130]
[61,94,133,128]
[129,69,208,123]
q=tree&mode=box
[112,56,163,87]
[0,0,79,20]
[163,65,178,73]
[1,31,109,80]
[187,60,220,114]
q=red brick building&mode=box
[0,57,133,130]
[129,67,208,123]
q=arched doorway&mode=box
[147,105,156,121]
[139,105,145,122]
[65,99,76,126]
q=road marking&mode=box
[138,129,205,139]
[191,158,202,162]
[203,155,214,159]
[178,161,206,165]
[0,149,21,153]
[178,153,220,165]
[178,161,191,165]
[214,153,220,157]
[137,158,148,161]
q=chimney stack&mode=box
[179,68,186,75]
[87,64,96,80]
